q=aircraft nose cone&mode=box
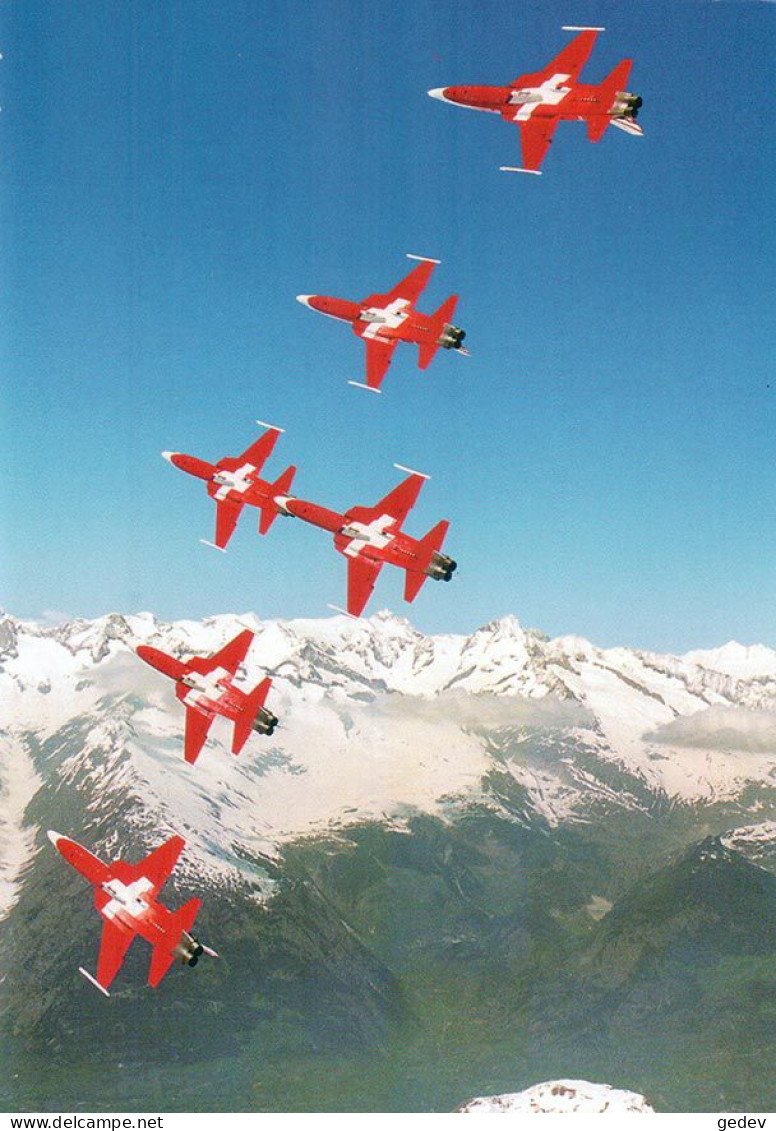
[427,88,449,102]
[136,644,158,668]
[47,830,65,848]
[296,295,315,308]
[161,451,178,464]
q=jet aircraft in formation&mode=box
[48,831,217,995]
[274,465,456,617]
[297,254,468,392]
[163,421,295,552]
[428,27,642,174]
[137,628,277,764]
[47,27,645,997]
[165,433,457,619]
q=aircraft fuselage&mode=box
[430,79,641,124]
[296,294,440,347]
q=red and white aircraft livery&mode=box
[137,629,278,765]
[275,465,456,617]
[162,421,296,551]
[47,830,217,996]
[296,255,468,392]
[428,27,642,174]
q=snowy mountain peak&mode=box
[458,1079,655,1113]
[683,641,776,681]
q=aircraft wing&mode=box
[364,259,436,307]
[346,555,383,618]
[188,629,254,678]
[94,918,135,992]
[516,115,560,173]
[214,497,245,550]
[148,946,178,988]
[115,834,187,899]
[514,28,599,85]
[234,425,282,470]
[182,703,216,765]
[372,470,427,529]
[364,338,399,390]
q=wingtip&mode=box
[326,603,360,621]
[393,462,430,480]
[79,967,111,997]
[347,380,381,393]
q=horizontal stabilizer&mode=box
[419,294,459,370]
[148,897,202,988]
[259,465,297,534]
[232,677,273,754]
[587,116,610,143]
[405,519,450,604]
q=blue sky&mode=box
[3,0,775,652]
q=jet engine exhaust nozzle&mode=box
[252,706,278,736]
[426,550,457,582]
[437,323,467,350]
[611,91,642,118]
[175,931,209,968]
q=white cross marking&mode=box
[342,515,395,558]
[181,666,231,708]
[101,876,154,920]
[361,299,411,340]
[513,73,571,121]
[213,462,256,500]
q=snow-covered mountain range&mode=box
[3,608,776,918]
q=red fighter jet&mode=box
[274,465,456,617]
[137,629,278,764]
[162,420,296,551]
[296,254,468,392]
[47,830,217,996]
[428,27,642,174]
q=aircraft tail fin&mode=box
[418,295,460,370]
[172,896,202,937]
[232,677,274,754]
[405,519,451,603]
[603,58,633,93]
[589,59,634,141]
[148,897,202,987]
[259,465,296,534]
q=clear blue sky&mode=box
[3,0,775,652]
